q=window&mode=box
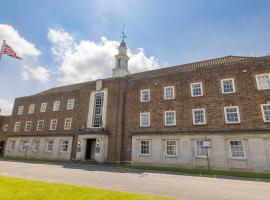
[25,121,32,131]
[191,82,203,97]
[3,124,8,131]
[229,140,245,159]
[21,141,29,151]
[33,141,39,152]
[221,78,236,94]
[46,141,53,152]
[67,99,75,110]
[64,118,72,130]
[53,101,60,111]
[261,104,270,122]
[10,141,16,150]
[50,119,57,130]
[140,140,150,155]
[140,112,150,127]
[140,89,150,102]
[40,103,47,113]
[14,122,20,132]
[192,108,206,125]
[195,140,209,158]
[165,111,176,126]
[61,141,69,152]
[224,106,240,124]
[28,104,35,114]
[37,120,44,131]
[18,106,24,115]
[166,140,177,156]
[92,92,104,128]
[164,86,175,100]
[256,73,270,90]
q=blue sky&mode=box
[0,0,270,115]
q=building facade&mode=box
[1,39,270,172]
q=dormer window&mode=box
[28,104,35,114]
[67,99,75,110]
[40,103,47,113]
[18,106,24,115]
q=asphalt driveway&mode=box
[0,160,270,200]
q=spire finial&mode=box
[120,24,126,42]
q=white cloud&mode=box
[21,65,50,83]
[0,98,13,115]
[48,28,159,84]
[0,24,41,58]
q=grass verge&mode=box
[0,176,172,200]
[120,164,270,180]
[0,156,64,165]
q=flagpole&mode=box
[0,40,6,61]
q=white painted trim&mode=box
[17,105,24,115]
[164,86,175,100]
[192,108,206,125]
[140,89,150,102]
[164,110,176,126]
[67,99,75,110]
[64,118,72,130]
[28,104,35,114]
[140,112,150,127]
[165,140,177,156]
[53,101,60,112]
[260,104,270,122]
[14,122,20,132]
[255,73,270,90]
[60,140,69,153]
[32,140,40,152]
[224,106,241,124]
[229,140,246,159]
[20,140,29,152]
[195,140,209,158]
[25,121,32,132]
[3,124,8,131]
[190,82,203,97]
[50,119,58,130]
[40,103,47,113]
[36,120,44,131]
[221,78,236,94]
[139,140,151,156]
[46,140,54,153]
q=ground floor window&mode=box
[10,141,16,150]
[61,141,69,152]
[33,141,39,152]
[195,140,208,157]
[46,141,54,152]
[21,141,29,151]
[140,140,150,155]
[165,140,177,156]
[229,140,245,158]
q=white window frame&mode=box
[53,101,60,112]
[224,106,241,124]
[164,86,175,100]
[140,112,150,127]
[255,73,270,90]
[64,118,72,130]
[261,104,270,122]
[46,140,54,152]
[195,140,209,158]
[25,121,32,132]
[191,82,203,97]
[28,104,35,114]
[40,103,47,113]
[61,140,69,153]
[10,140,16,150]
[3,124,8,131]
[165,140,177,156]
[14,122,20,132]
[140,140,150,155]
[164,111,176,126]
[229,140,246,159]
[192,108,206,125]
[37,120,44,131]
[18,106,24,115]
[32,141,39,152]
[67,99,75,110]
[21,140,29,152]
[140,89,150,102]
[221,78,236,94]
[50,119,58,130]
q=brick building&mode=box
[1,39,270,172]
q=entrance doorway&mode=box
[85,139,96,160]
[0,141,5,156]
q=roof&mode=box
[128,55,256,79]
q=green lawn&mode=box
[120,165,270,179]
[0,176,172,200]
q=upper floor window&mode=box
[46,140,53,152]
[18,106,24,115]
[165,140,177,156]
[25,121,32,132]
[32,141,39,152]
[14,122,20,132]
[164,86,175,100]
[37,120,44,131]
[61,140,69,152]
[92,92,104,128]
[140,89,150,102]
[192,108,206,125]
[50,119,57,130]
[165,111,176,126]
[64,118,72,130]
[67,99,75,110]
[21,141,29,151]
[221,78,235,94]
[261,104,270,122]
[40,103,47,113]
[140,140,150,155]
[53,101,60,111]
[191,82,203,97]
[229,140,245,159]
[3,124,8,131]
[256,73,270,90]
[28,104,35,114]
[195,140,209,158]
[224,106,240,124]
[140,112,150,127]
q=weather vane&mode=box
[121,24,127,42]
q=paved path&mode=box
[0,161,270,200]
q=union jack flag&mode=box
[0,41,22,60]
